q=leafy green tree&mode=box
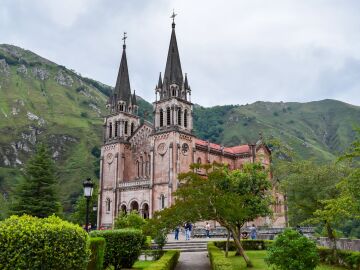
[266,229,319,270]
[70,188,98,227]
[114,211,147,231]
[148,162,272,267]
[10,143,61,217]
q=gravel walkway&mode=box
[175,251,211,270]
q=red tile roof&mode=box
[195,139,250,154]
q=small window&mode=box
[197,157,201,164]
[172,87,176,96]
[167,107,171,126]
[160,109,164,127]
[106,198,111,212]
[137,160,140,177]
[124,121,128,135]
[140,156,144,177]
[115,121,118,137]
[178,108,182,126]
[109,123,113,138]
[184,109,188,128]
[131,122,134,135]
[160,194,165,209]
[119,104,124,111]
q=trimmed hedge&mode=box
[90,228,145,270]
[143,250,180,270]
[214,239,274,251]
[208,242,232,270]
[0,215,90,270]
[87,237,106,270]
[318,247,360,269]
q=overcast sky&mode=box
[1,0,360,106]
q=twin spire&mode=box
[108,12,191,113]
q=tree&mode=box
[148,162,272,267]
[70,188,98,227]
[114,211,147,231]
[10,143,61,217]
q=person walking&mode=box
[250,224,257,240]
[184,222,190,240]
[205,222,211,238]
[188,222,193,240]
[174,226,180,240]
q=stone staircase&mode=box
[163,240,208,252]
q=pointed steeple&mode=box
[132,90,137,106]
[113,33,131,107]
[184,73,189,89]
[157,72,163,89]
[163,19,183,90]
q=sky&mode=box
[1,0,360,107]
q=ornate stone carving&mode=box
[157,143,167,156]
[106,153,114,164]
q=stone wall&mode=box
[317,237,360,251]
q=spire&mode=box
[184,73,189,89]
[157,72,163,89]
[132,90,137,106]
[113,32,131,105]
[163,12,183,90]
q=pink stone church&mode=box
[97,20,285,228]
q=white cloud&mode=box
[1,0,360,106]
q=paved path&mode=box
[175,251,211,270]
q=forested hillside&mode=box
[1,44,359,216]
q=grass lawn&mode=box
[227,250,346,270]
[132,260,155,269]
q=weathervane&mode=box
[122,32,127,47]
[170,9,177,25]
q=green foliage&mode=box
[10,143,62,217]
[266,229,319,270]
[149,162,272,267]
[317,247,360,269]
[87,237,106,270]
[143,250,180,270]
[208,241,233,270]
[70,187,98,226]
[0,215,90,270]
[90,228,145,270]
[214,240,274,251]
[154,230,168,250]
[114,210,147,230]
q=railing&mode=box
[119,179,150,190]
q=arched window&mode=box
[130,201,139,212]
[120,204,127,214]
[160,109,164,127]
[184,109,188,128]
[142,203,149,219]
[160,194,165,209]
[167,107,171,126]
[131,122,134,135]
[148,154,151,175]
[109,122,113,138]
[106,198,111,212]
[119,104,124,111]
[124,121,128,135]
[140,156,144,177]
[172,87,176,96]
[178,108,182,126]
[136,160,140,177]
[115,121,118,137]
[197,157,201,164]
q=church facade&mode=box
[97,20,285,228]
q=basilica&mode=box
[97,19,285,228]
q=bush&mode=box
[90,228,145,270]
[208,242,232,270]
[266,229,319,270]
[143,250,180,270]
[318,247,360,269]
[214,239,273,251]
[0,215,90,270]
[154,230,168,250]
[114,211,147,230]
[87,237,106,270]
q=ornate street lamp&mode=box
[83,178,94,232]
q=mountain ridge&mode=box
[1,44,359,216]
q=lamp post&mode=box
[93,204,98,229]
[83,178,94,232]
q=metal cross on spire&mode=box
[170,9,177,26]
[122,32,127,48]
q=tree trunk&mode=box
[235,224,241,256]
[225,229,230,258]
[230,226,253,267]
[326,221,337,262]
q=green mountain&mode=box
[1,44,359,216]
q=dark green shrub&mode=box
[0,215,90,270]
[143,250,180,270]
[90,228,145,270]
[114,210,147,230]
[154,230,168,250]
[214,239,273,251]
[208,242,232,270]
[317,247,360,269]
[266,229,319,270]
[87,237,106,270]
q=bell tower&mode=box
[153,13,193,134]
